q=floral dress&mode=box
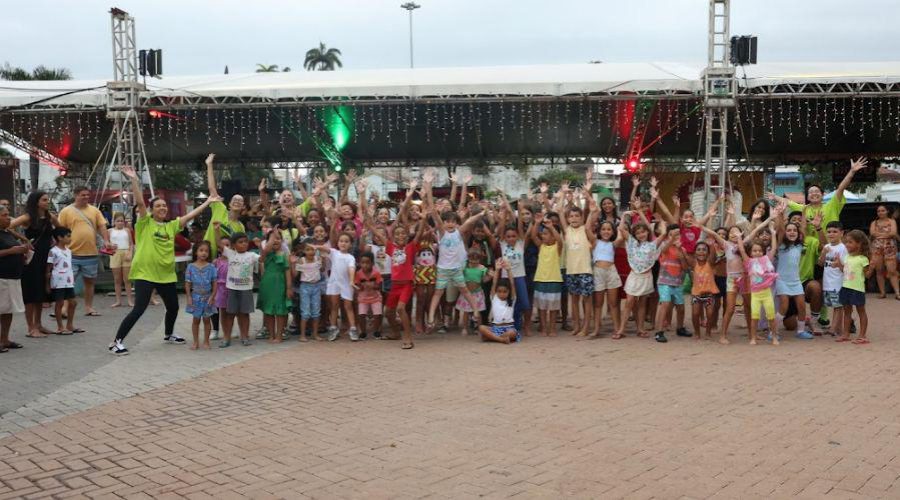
[185,263,217,318]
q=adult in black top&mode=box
[0,205,31,352]
[11,191,59,338]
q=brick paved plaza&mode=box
[1,297,899,499]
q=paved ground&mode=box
[1,297,899,499]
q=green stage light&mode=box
[320,105,355,152]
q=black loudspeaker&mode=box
[730,36,758,65]
[139,49,147,76]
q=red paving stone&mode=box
[1,298,900,498]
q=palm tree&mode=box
[0,63,73,191]
[304,43,342,71]
[256,64,280,72]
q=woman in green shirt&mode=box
[203,153,246,258]
[109,165,220,356]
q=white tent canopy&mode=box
[2,61,900,110]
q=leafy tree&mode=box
[798,162,875,196]
[530,169,585,192]
[255,64,291,73]
[304,43,343,71]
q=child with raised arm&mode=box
[184,241,217,349]
[614,210,669,340]
[530,212,563,337]
[426,209,484,331]
[354,251,383,340]
[835,230,874,344]
[739,222,780,345]
[690,229,723,341]
[558,182,597,337]
[372,218,427,349]
[213,222,260,347]
[819,222,847,339]
[477,259,519,344]
[313,232,358,341]
[497,192,532,336]
[456,248,491,336]
[296,242,325,341]
[257,230,292,343]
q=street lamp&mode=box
[400,2,421,69]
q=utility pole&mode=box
[400,2,421,69]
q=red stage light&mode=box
[625,158,641,173]
[148,109,162,118]
[148,109,180,120]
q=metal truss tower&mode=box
[702,0,735,218]
[105,7,152,200]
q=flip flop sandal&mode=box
[85,312,102,317]
[71,328,86,333]
[401,343,414,349]
[56,330,74,336]
[612,333,626,340]
[852,338,871,345]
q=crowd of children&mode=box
[185,156,876,351]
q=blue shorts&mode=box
[838,287,865,307]
[490,325,520,342]
[299,282,322,319]
[72,255,99,280]
[435,267,465,290]
[658,283,685,305]
[564,273,593,297]
[382,275,392,293]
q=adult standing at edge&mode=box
[11,191,59,338]
[203,153,245,258]
[768,157,869,328]
[0,205,31,353]
[109,166,219,355]
[58,186,113,316]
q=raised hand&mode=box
[650,187,660,200]
[325,173,338,184]
[811,211,823,228]
[650,176,659,188]
[258,178,267,192]
[850,156,869,172]
[422,168,435,185]
[631,175,641,187]
[207,194,223,204]
[448,173,458,184]
[463,174,473,184]
[120,165,138,179]
[671,194,680,208]
[205,153,215,166]
[408,178,419,191]
[355,178,369,192]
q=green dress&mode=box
[257,252,291,315]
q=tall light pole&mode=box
[400,2,420,69]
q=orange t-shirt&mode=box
[691,261,719,296]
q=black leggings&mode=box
[115,280,179,341]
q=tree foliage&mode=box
[304,43,343,71]
[1,63,72,81]
[530,169,585,192]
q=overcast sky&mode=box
[1,0,898,79]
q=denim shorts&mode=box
[299,282,322,319]
[72,255,99,280]
[838,287,865,307]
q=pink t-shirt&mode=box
[724,241,745,276]
[744,255,777,293]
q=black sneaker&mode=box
[676,327,692,337]
[372,331,382,340]
[850,319,857,334]
[655,331,668,343]
[108,340,129,355]
[164,335,186,344]
[359,331,368,339]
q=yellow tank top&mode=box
[564,226,592,275]
[535,244,563,283]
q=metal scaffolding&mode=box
[105,7,152,200]
[702,0,736,219]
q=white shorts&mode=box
[623,271,654,297]
[0,279,25,314]
[593,265,622,292]
[326,280,354,301]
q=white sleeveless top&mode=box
[592,240,615,264]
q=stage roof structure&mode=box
[3,62,900,168]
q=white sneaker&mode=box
[327,326,339,342]
[210,330,220,340]
[108,340,129,356]
[349,328,359,342]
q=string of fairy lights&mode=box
[2,96,900,159]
